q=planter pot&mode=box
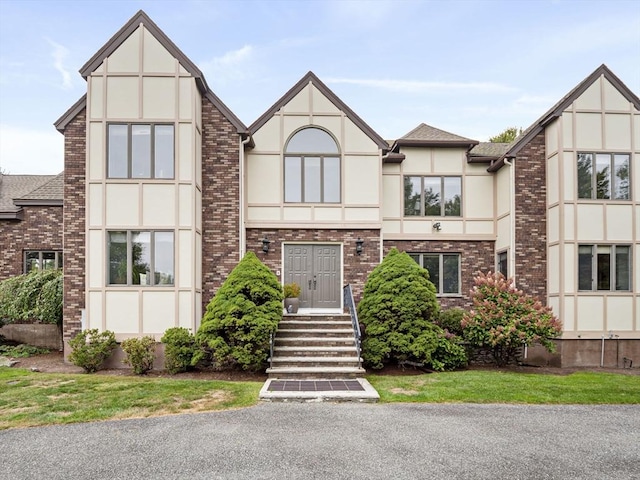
[284,298,300,314]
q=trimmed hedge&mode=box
[195,251,283,371]
[358,248,466,371]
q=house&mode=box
[4,10,639,367]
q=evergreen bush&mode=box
[121,336,156,375]
[68,329,117,373]
[462,272,562,366]
[436,308,466,336]
[358,248,466,370]
[195,251,283,371]
[0,270,62,324]
[161,327,197,374]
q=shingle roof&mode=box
[395,123,478,148]
[14,173,64,205]
[469,142,510,158]
[0,174,56,215]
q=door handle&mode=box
[313,276,317,290]
[308,279,312,289]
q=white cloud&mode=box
[199,45,254,84]
[325,77,518,94]
[0,124,63,174]
[45,38,73,90]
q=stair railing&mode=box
[343,284,362,368]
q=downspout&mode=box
[503,157,516,286]
[239,135,252,259]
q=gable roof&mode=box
[0,174,59,219]
[489,64,640,172]
[248,71,389,151]
[468,142,510,163]
[56,10,247,135]
[394,123,478,148]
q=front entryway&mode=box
[283,244,341,309]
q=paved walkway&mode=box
[2,403,639,480]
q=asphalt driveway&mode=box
[1,403,638,480]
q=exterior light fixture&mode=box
[432,222,442,231]
[355,237,364,255]
[262,237,270,254]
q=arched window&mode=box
[284,127,340,203]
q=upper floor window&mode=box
[108,124,174,179]
[578,244,631,291]
[108,231,174,286]
[409,252,460,295]
[404,176,461,217]
[24,251,63,273]
[577,153,630,200]
[284,127,340,203]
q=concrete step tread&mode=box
[277,328,354,334]
[275,337,356,343]
[266,366,366,373]
[274,346,357,352]
[270,356,361,363]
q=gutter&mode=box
[503,156,516,286]
[239,134,253,258]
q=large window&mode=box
[24,251,63,273]
[108,231,174,286]
[404,176,461,217]
[577,153,630,200]
[108,124,174,179]
[578,244,631,291]
[409,253,460,294]
[284,127,340,203]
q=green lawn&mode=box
[0,368,262,430]
[368,370,640,404]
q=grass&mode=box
[0,368,262,430]
[368,370,640,404]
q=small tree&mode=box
[195,251,283,371]
[161,327,197,374]
[489,126,522,143]
[358,248,466,370]
[462,272,562,366]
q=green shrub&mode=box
[430,333,468,371]
[121,336,156,375]
[283,283,301,298]
[462,272,562,366]
[0,344,49,358]
[195,251,283,371]
[358,248,439,368]
[161,327,197,374]
[68,329,117,373]
[0,270,62,324]
[437,308,466,336]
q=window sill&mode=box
[436,294,463,298]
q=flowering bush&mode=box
[462,272,562,366]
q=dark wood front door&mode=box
[284,244,341,309]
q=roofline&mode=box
[248,71,389,151]
[493,64,640,171]
[54,94,87,133]
[466,155,496,164]
[13,199,63,207]
[60,10,248,135]
[394,139,479,148]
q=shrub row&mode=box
[0,270,62,325]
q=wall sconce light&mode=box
[432,222,442,231]
[355,237,364,255]
[262,237,270,254]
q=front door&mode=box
[284,244,341,309]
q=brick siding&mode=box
[514,132,547,300]
[62,109,86,342]
[383,240,495,310]
[0,206,63,279]
[200,98,242,311]
[245,228,381,303]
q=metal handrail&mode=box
[343,284,362,368]
[269,331,275,369]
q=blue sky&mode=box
[1,0,639,174]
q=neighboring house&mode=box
[4,10,637,367]
[0,173,64,278]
